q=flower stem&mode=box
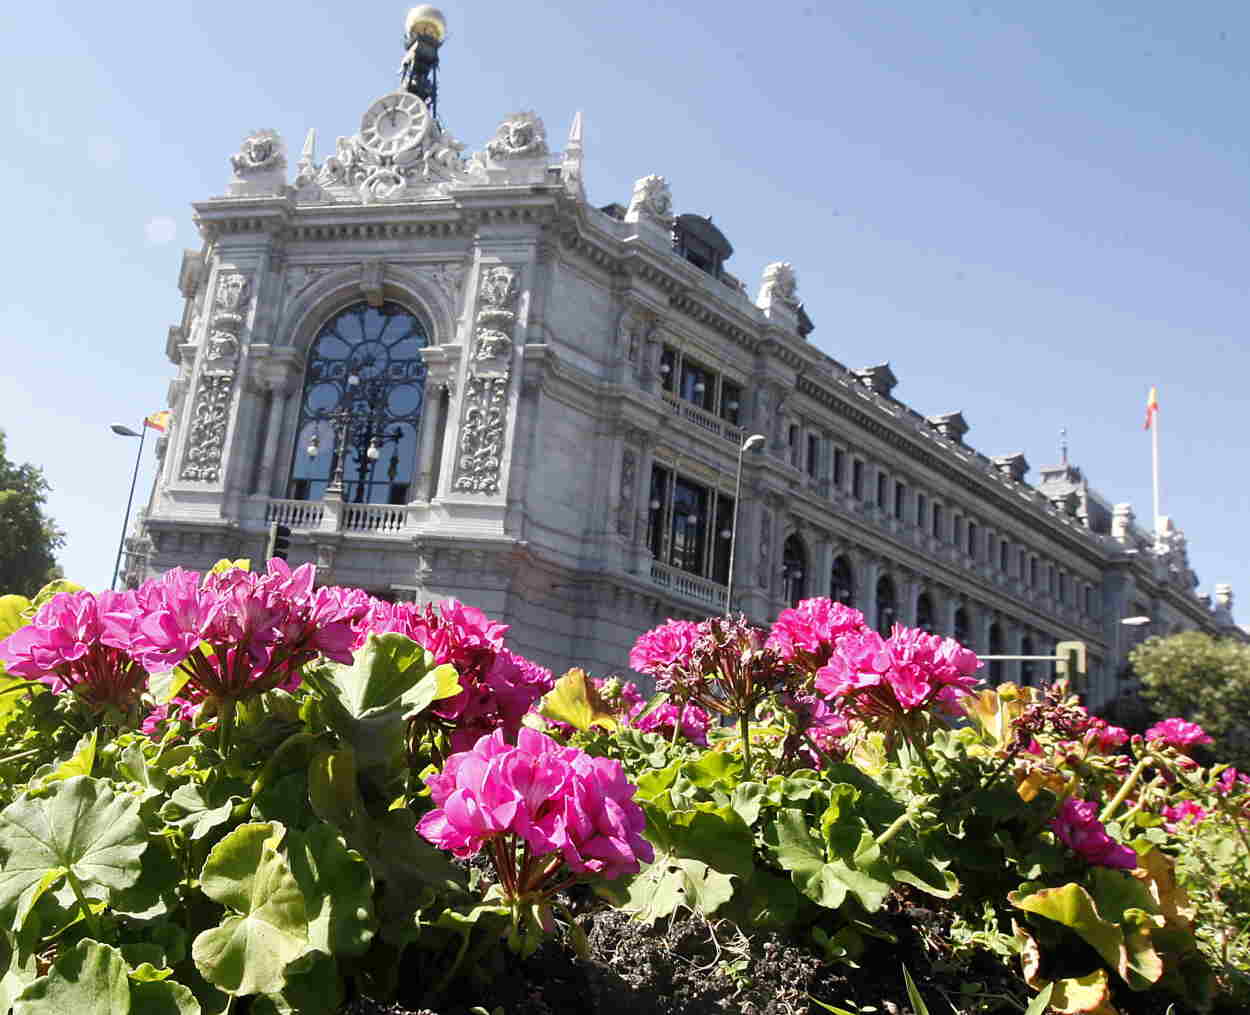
[873,805,917,850]
[216,697,237,757]
[1100,755,1152,824]
[739,710,752,781]
[900,720,939,789]
[65,870,101,939]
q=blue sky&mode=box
[1,1,1246,623]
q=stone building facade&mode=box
[130,50,1241,710]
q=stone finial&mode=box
[485,111,548,161]
[992,452,1029,482]
[1112,503,1135,543]
[1215,583,1234,612]
[757,262,799,312]
[562,111,585,201]
[624,175,673,225]
[1048,490,1078,517]
[927,411,969,445]
[227,129,286,196]
[851,363,898,398]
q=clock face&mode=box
[361,93,430,156]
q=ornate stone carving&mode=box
[214,273,251,317]
[758,261,799,310]
[617,447,637,537]
[230,129,286,176]
[625,175,673,224]
[478,265,520,313]
[310,95,480,204]
[453,376,509,494]
[485,111,548,160]
[180,373,234,482]
[473,329,512,362]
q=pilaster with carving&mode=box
[180,272,251,483]
[452,265,520,495]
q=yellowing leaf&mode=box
[209,558,250,574]
[539,669,618,732]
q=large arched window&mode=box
[288,302,429,504]
[916,592,934,633]
[830,556,855,607]
[875,575,897,636]
[782,535,808,606]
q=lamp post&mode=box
[308,368,405,503]
[725,433,766,613]
[109,423,146,590]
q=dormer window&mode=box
[672,214,733,280]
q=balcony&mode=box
[660,393,743,446]
[263,497,410,536]
[265,498,326,529]
[649,560,727,611]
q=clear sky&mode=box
[1,2,1246,624]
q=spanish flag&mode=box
[144,410,172,433]
[1143,387,1158,430]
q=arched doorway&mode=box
[916,592,934,634]
[954,607,970,647]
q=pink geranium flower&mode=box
[418,728,653,882]
[628,619,702,679]
[767,598,866,672]
[1144,718,1214,752]
[1050,798,1138,870]
[1216,767,1250,796]
[815,623,981,726]
[1162,800,1207,832]
[1084,717,1130,753]
[0,590,149,711]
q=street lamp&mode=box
[306,368,405,502]
[725,433,766,613]
[109,424,146,590]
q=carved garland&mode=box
[453,265,520,495]
[180,273,250,482]
[617,447,637,537]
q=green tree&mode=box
[0,429,63,597]
[1130,631,1250,767]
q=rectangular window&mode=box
[876,472,887,507]
[852,460,864,499]
[1000,538,1009,571]
[932,503,943,540]
[894,481,906,520]
[954,516,963,547]
[720,380,742,425]
[1029,557,1037,586]
[712,494,734,584]
[788,425,800,467]
[916,493,927,529]
[671,476,710,575]
[806,434,819,477]
[647,466,671,560]
[988,534,997,566]
[659,346,677,393]
[679,358,713,410]
[833,448,846,487]
[967,521,978,558]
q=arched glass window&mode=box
[954,607,970,646]
[916,592,934,634]
[988,623,1004,684]
[782,535,808,606]
[831,556,855,607]
[288,302,429,504]
[1021,636,1036,686]
[875,575,897,636]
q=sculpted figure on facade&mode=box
[473,329,512,363]
[758,261,799,310]
[625,175,674,225]
[230,129,286,177]
[485,112,548,160]
[617,447,637,537]
[758,509,773,588]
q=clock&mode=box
[360,93,431,157]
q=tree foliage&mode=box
[0,430,62,598]
[1131,631,1250,767]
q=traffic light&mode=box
[266,523,292,561]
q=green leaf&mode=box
[618,856,735,923]
[0,595,31,639]
[285,822,375,958]
[730,782,766,827]
[1022,983,1054,1015]
[317,634,439,719]
[0,776,147,931]
[539,668,618,732]
[159,783,237,841]
[767,809,890,913]
[192,822,309,997]
[31,580,84,611]
[685,752,741,789]
[129,978,202,1015]
[44,730,98,783]
[901,964,931,1015]
[13,940,131,1015]
[148,669,191,707]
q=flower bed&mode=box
[0,563,1244,1014]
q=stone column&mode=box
[858,556,881,633]
[938,590,960,639]
[900,572,922,627]
[810,531,834,602]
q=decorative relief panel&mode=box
[758,509,773,588]
[453,265,521,495]
[617,447,637,537]
[180,272,251,483]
